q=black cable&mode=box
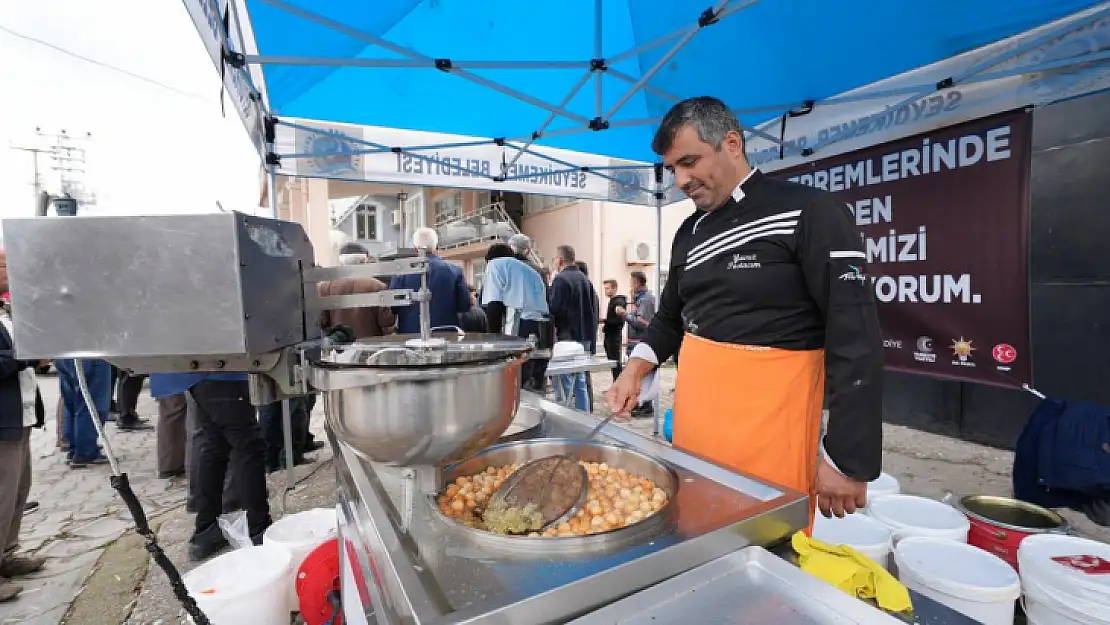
[111,474,213,625]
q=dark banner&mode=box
[771,110,1032,387]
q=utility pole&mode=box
[41,128,96,209]
[8,145,47,215]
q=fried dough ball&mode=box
[436,461,669,537]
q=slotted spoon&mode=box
[491,410,621,529]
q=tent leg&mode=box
[652,164,664,438]
[266,165,296,513]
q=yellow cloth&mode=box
[792,531,912,614]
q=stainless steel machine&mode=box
[3,212,825,624]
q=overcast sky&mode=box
[0,0,261,223]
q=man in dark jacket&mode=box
[601,279,627,381]
[548,245,599,411]
[0,250,46,601]
[390,228,470,334]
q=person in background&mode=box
[458,286,488,333]
[154,373,271,560]
[149,374,187,479]
[481,244,550,389]
[0,249,47,602]
[508,233,546,278]
[618,270,656,418]
[318,242,396,339]
[54,358,112,467]
[548,245,599,412]
[601,279,627,381]
[114,372,152,431]
[391,228,470,334]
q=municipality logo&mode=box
[300,128,362,176]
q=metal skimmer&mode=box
[491,411,620,529]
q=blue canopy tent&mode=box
[184,0,1110,206]
[181,0,1110,483]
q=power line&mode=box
[0,23,216,103]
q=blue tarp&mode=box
[229,0,1101,163]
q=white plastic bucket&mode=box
[867,494,970,545]
[812,512,893,570]
[263,507,339,612]
[866,472,901,504]
[895,537,1021,625]
[184,545,293,625]
[1018,534,1110,625]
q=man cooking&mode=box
[606,96,883,523]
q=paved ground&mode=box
[4,368,1108,624]
[0,374,187,625]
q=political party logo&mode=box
[992,343,1017,372]
[951,336,976,367]
[992,343,1017,365]
[300,128,362,177]
[913,336,936,363]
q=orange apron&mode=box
[672,333,825,531]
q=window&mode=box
[433,191,463,225]
[472,258,487,292]
[523,194,576,215]
[476,190,494,209]
[355,204,379,241]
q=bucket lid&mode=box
[867,495,970,533]
[895,537,1021,603]
[867,473,900,497]
[812,512,892,550]
[1018,534,1110,606]
[264,508,338,545]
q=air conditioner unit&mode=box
[391,209,402,225]
[625,240,657,266]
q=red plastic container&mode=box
[948,494,1070,571]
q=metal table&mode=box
[545,355,616,408]
[334,391,811,624]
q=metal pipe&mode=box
[652,165,664,437]
[266,159,297,510]
[418,250,432,343]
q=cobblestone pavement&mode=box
[0,374,186,625]
[0,374,335,625]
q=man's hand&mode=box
[605,358,653,415]
[614,306,626,317]
[815,458,867,518]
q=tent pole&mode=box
[652,163,664,438]
[594,0,603,119]
[264,123,297,513]
[504,70,594,171]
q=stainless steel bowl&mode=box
[432,439,679,555]
[498,403,544,443]
[319,356,525,466]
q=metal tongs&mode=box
[491,410,621,530]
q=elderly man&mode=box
[606,96,883,525]
[390,228,470,334]
[0,250,46,602]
